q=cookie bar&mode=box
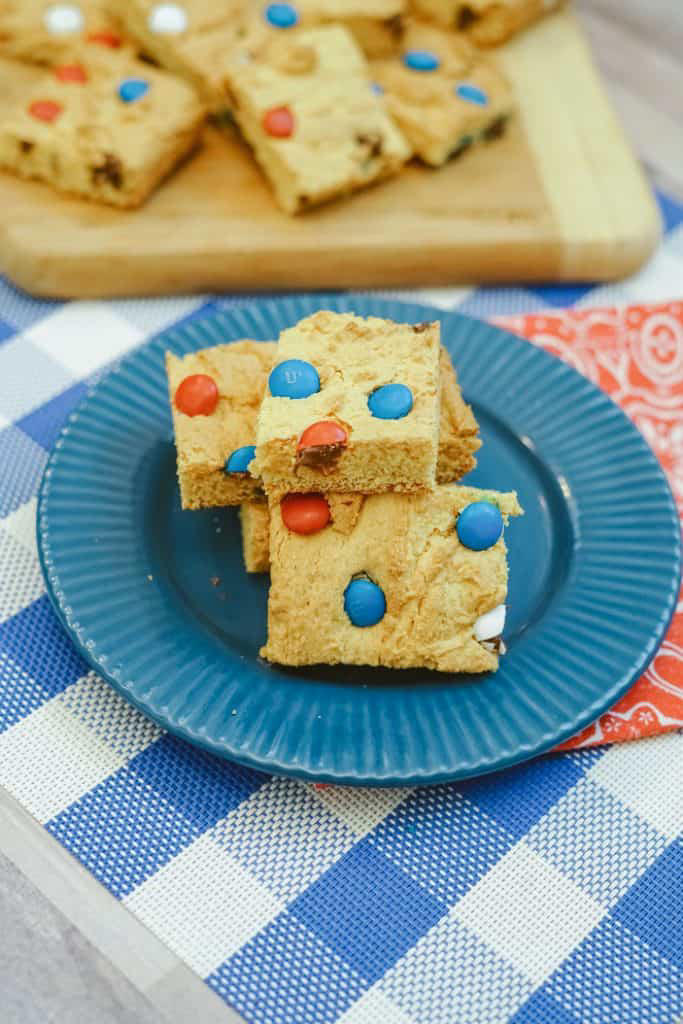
[372,20,513,166]
[224,24,410,213]
[261,484,522,672]
[410,0,564,46]
[0,1,128,65]
[166,341,277,509]
[111,0,245,111]
[239,500,271,572]
[0,52,205,207]
[253,311,441,493]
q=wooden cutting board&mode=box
[0,9,660,299]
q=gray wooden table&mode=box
[2,3,682,1022]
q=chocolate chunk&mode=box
[456,6,476,30]
[356,132,383,159]
[482,116,508,141]
[480,635,505,654]
[449,135,473,161]
[91,152,123,189]
[412,321,434,333]
[384,13,404,38]
[296,442,346,470]
[19,139,34,154]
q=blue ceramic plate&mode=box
[37,296,681,785]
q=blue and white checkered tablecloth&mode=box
[0,190,682,1024]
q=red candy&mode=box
[281,493,331,535]
[297,421,348,451]
[87,30,122,48]
[28,100,63,123]
[55,64,88,83]
[263,106,294,138]
[174,374,219,417]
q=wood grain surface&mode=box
[0,8,660,298]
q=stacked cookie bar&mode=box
[167,310,521,673]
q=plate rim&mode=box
[36,295,682,785]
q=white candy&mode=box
[474,604,506,642]
[148,3,188,34]
[43,3,84,35]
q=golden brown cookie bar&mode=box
[253,311,442,493]
[261,484,522,672]
[372,20,513,166]
[410,0,564,46]
[239,500,271,572]
[0,52,205,207]
[224,24,410,214]
[0,1,129,65]
[110,0,244,111]
[167,341,277,510]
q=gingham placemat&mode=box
[0,190,682,1024]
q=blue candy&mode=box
[456,501,504,551]
[269,359,320,399]
[368,383,413,420]
[118,78,150,103]
[344,577,386,628]
[224,445,256,474]
[455,82,489,106]
[403,49,440,72]
[371,81,384,96]
[264,2,299,28]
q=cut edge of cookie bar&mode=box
[166,340,277,510]
[261,484,523,672]
[0,55,206,207]
[224,24,410,214]
[437,347,481,482]
[253,311,441,494]
[239,499,271,573]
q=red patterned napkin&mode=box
[496,303,683,749]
